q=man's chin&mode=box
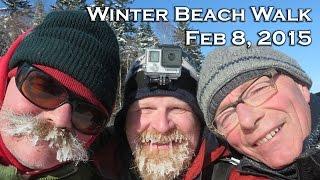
[247,147,300,170]
[261,153,298,170]
[15,152,60,170]
[19,157,60,170]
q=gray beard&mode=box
[132,130,194,180]
[0,109,89,164]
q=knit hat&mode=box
[115,51,204,129]
[197,46,312,129]
[9,10,120,114]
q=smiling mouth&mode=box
[141,139,184,149]
[140,132,188,144]
[255,124,284,146]
[141,137,185,144]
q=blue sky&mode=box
[130,0,319,93]
[1,0,319,92]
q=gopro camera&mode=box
[143,45,182,85]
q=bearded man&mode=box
[0,10,120,179]
[93,50,231,180]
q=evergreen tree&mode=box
[33,0,44,26]
[174,21,204,71]
[93,0,105,6]
[1,0,30,10]
[136,22,159,55]
[113,1,137,113]
[0,0,33,55]
[92,0,138,121]
[51,0,87,11]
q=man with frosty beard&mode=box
[0,10,120,178]
[93,51,233,180]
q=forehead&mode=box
[130,96,191,108]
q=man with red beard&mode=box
[93,48,227,180]
[0,10,120,178]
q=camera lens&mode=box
[167,52,176,61]
[161,47,182,68]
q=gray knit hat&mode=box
[197,45,312,129]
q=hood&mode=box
[0,32,29,106]
[0,32,33,173]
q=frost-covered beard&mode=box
[0,109,88,164]
[132,130,194,180]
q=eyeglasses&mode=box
[15,63,108,135]
[214,69,278,137]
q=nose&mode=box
[150,109,174,133]
[236,103,265,131]
[39,103,73,129]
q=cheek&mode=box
[173,113,200,149]
[275,81,311,134]
[269,92,310,137]
[264,93,292,112]
[173,113,199,132]
[125,113,150,147]
[226,129,245,151]
[0,119,15,144]
[226,129,261,161]
[2,79,41,115]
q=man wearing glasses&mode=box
[197,46,320,179]
[0,11,119,178]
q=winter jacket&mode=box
[0,33,102,179]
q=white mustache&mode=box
[132,130,194,179]
[0,109,88,164]
[139,130,189,144]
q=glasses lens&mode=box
[72,102,107,135]
[215,107,238,135]
[243,76,277,106]
[17,64,107,135]
[21,70,68,109]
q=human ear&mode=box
[296,82,310,104]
